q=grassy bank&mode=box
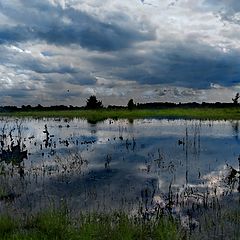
[0,211,185,240]
[1,107,240,122]
[1,206,239,239]
[192,206,240,240]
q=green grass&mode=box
[192,202,240,240]
[0,186,7,199]
[2,207,239,239]
[0,211,185,240]
[1,107,240,122]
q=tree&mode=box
[232,93,240,105]
[127,99,135,110]
[85,95,103,109]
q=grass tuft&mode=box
[0,211,185,240]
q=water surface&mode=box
[0,117,239,214]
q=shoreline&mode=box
[1,107,240,122]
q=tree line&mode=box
[1,93,240,112]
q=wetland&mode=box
[0,116,239,239]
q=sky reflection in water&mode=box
[0,118,239,213]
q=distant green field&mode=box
[1,107,240,122]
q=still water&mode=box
[0,117,239,214]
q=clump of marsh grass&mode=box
[0,215,18,238]
[0,209,186,240]
[191,197,240,240]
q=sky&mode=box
[0,0,240,106]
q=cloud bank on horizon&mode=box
[0,0,240,106]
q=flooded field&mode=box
[0,117,239,230]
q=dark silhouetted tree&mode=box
[36,104,44,110]
[86,95,103,109]
[232,93,240,105]
[21,105,32,111]
[127,99,136,110]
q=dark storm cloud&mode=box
[0,88,33,99]
[0,45,80,75]
[204,0,240,12]
[140,46,240,88]
[21,58,80,74]
[0,26,31,44]
[91,40,240,88]
[204,0,240,24]
[0,1,155,51]
[0,0,239,105]
[67,72,97,86]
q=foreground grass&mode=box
[1,107,240,122]
[1,206,239,239]
[192,201,240,240]
[0,211,185,240]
